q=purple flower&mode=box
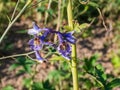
[28,22,41,35]
[28,36,44,51]
[62,31,76,44]
[57,33,72,60]
[57,41,71,60]
[28,36,46,62]
[28,22,76,61]
[57,31,76,44]
[35,50,44,63]
[28,22,50,35]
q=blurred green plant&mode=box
[83,54,120,90]
[2,85,15,90]
[9,57,35,74]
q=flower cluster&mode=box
[28,22,76,63]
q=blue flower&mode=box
[28,22,50,35]
[57,31,76,44]
[28,22,41,35]
[57,33,72,60]
[28,36,45,62]
[28,22,76,61]
[62,31,76,44]
[35,50,44,63]
[28,36,44,51]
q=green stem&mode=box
[11,0,20,20]
[29,63,38,90]
[67,0,79,90]
[44,0,52,25]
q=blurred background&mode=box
[0,0,120,90]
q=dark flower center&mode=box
[60,42,67,50]
[34,37,40,46]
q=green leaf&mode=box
[32,82,43,90]
[9,63,20,70]
[5,44,14,51]
[73,23,89,33]
[32,81,55,90]
[111,54,120,68]
[95,67,106,85]
[79,23,89,30]
[61,61,70,70]
[37,6,46,13]
[2,85,14,90]
[42,80,55,90]
[83,54,98,73]
[64,25,72,31]
[49,55,66,61]
[47,9,54,16]
[23,64,32,73]
[15,30,27,34]
[107,78,120,89]
[23,78,32,88]
[47,70,62,82]
[17,69,26,75]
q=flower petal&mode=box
[65,36,76,44]
[28,22,41,35]
[28,38,34,45]
[63,31,76,44]
[57,41,71,60]
[57,33,64,43]
[28,29,40,35]
[28,36,43,50]
[33,37,43,50]
[33,22,40,30]
[35,50,44,63]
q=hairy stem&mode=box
[67,0,79,90]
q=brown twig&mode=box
[96,7,108,31]
[54,0,61,42]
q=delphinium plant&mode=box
[27,20,78,89]
[1,0,120,90]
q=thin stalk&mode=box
[11,0,20,20]
[44,0,52,25]
[67,0,79,90]
[54,0,61,42]
[29,63,38,90]
[0,0,32,44]
[0,51,35,60]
